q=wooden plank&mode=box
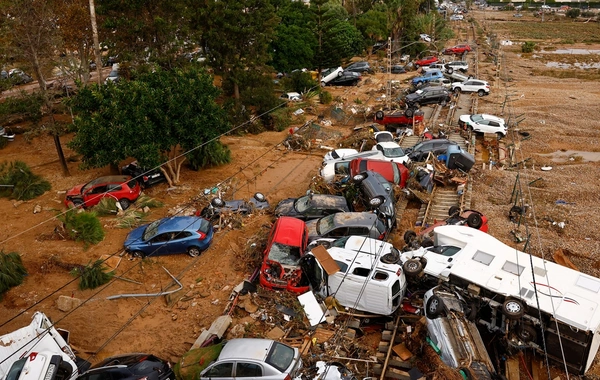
[506,357,520,380]
[392,343,413,361]
[531,358,541,380]
[313,327,335,342]
[384,368,411,380]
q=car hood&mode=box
[66,184,84,197]
[124,225,147,247]
[459,115,471,123]
[405,93,421,102]
[274,198,297,216]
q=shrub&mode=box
[270,108,292,132]
[0,251,27,297]
[284,71,317,94]
[319,91,333,105]
[522,41,536,53]
[566,8,580,18]
[0,161,51,200]
[59,210,105,248]
[70,260,114,290]
[188,140,231,170]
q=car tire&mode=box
[447,67,454,74]
[382,251,401,264]
[352,79,359,86]
[403,259,424,277]
[403,230,417,244]
[404,108,414,118]
[421,238,434,248]
[478,89,486,97]
[375,111,385,120]
[119,198,131,210]
[454,87,462,94]
[517,323,537,343]
[131,251,145,258]
[188,247,201,257]
[502,299,525,320]
[426,295,443,318]
[413,102,420,109]
[440,99,448,106]
[448,206,460,217]
[466,213,483,229]
[497,132,504,140]
[415,64,420,69]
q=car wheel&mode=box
[404,108,414,118]
[426,295,443,318]
[448,205,460,217]
[466,213,483,229]
[119,198,131,210]
[382,251,401,264]
[502,299,525,319]
[131,251,145,259]
[478,89,486,97]
[421,238,434,247]
[403,259,424,277]
[375,111,385,120]
[440,99,448,106]
[188,247,201,257]
[447,67,454,74]
[517,323,537,343]
[415,64,420,69]
[454,87,462,94]
[352,79,359,86]
[496,132,504,140]
[413,102,420,109]
[403,230,417,244]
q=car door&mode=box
[148,232,174,255]
[423,246,462,276]
[324,227,349,239]
[200,361,234,379]
[234,362,264,379]
[83,184,108,206]
[167,231,193,254]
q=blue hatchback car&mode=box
[124,216,214,258]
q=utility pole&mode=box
[386,37,391,110]
[89,0,103,85]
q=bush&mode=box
[0,161,51,200]
[284,71,318,94]
[270,108,292,132]
[188,140,231,170]
[0,251,27,297]
[59,210,105,248]
[70,260,114,290]
[319,91,333,105]
[566,8,580,18]
[0,92,44,126]
[522,41,536,53]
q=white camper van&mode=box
[400,225,600,375]
[0,312,82,380]
[302,236,407,316]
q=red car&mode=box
[414,56,439,68]
[259,216,310,293]
[374,110,424,128]
[65,175,142,209]
[350,158,409,188]
[443,44,472,55]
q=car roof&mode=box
[156,216,204,232]
[330,212,378,226]
[272,216,306,245]
[88,175,131,185]
[218,338,276,361]
[478,114,505,122]
[92,353,152,369]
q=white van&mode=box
[301,237,407,316]
[401,225,600,374]
[0,312,82,380]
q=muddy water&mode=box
[539,150,600,162]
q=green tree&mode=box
[356,7,390,45]
[203,0,279,100]
[68,68,231,185]
[566,8,580,18]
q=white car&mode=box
[420,34,432,43]
[444,61,469,74]
[451,79,490,97]
[320,67,343,86]
[422,63,447,73]
[371,131,411,165]
[280,92,301,102]
[322,148,358,164]
[459,114,507,137]
[320,151,381,182]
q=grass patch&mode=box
[493,20,600,43]
[174,344,223,380]
[70,260,114,290]
[0,251,27,297]
[531,68,600,81]
[0,161,51,201]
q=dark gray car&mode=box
[404,86,451,111]
[344,61,373,74]
[405,139,459,162]
[305,212,388,242]
[274,193,351,221]
[352,171,396,231]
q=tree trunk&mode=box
[89,0,103,85]
[53,133,70,177]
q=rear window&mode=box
[198,218,211,233]
[127,180,137,189]
[265,342,295,372]
[5,358,27,380]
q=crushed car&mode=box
[274,192,351,221]
[198,192,269,221]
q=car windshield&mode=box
[382,146,406,158]
[267,242,302,266]
[331,236,351,248]
[5,358,27,380]
[428,245,461,256]
[265,342,295,373]
[143,219,161,241]
[316,214,336,234]
[294,195,312,213]
[471,114,484,122]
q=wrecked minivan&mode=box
[402,225,600,374]
[301,238,406,316]
[424,285,497,379]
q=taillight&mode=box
[137,377,148,380]
[29,352,38,361]
[397,269,402,276]
[378,232,385,240]
[283,375,291,380]
[143,176,149,182]
[197,231,206,240]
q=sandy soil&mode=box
[1,9,600,379]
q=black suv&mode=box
[78,354,174,380]
[352,170,396,231]
[404,139,459,162]
[344,61,373,74]
[404,86,451,116]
